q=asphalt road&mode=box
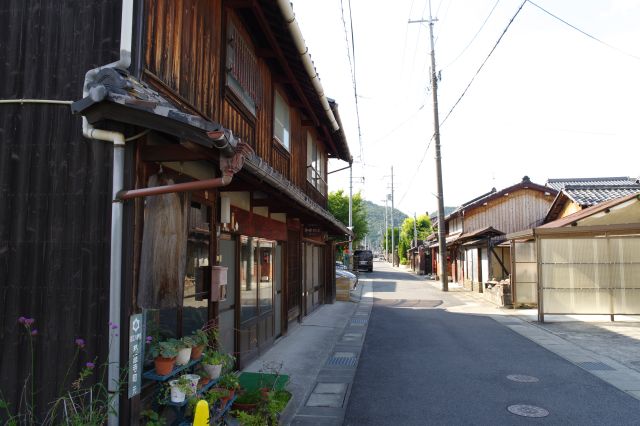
[343,263,640,425]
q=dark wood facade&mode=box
[1,0,351,423]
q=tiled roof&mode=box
[546,177,640,207]
[561,185,640,207]
[546,177,640,191]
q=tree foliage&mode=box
[397,214,433,264]
[328,190,368,246]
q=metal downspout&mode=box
[80,1,134,424]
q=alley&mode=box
[343,262,640,426]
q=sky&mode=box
[291,0,640,218]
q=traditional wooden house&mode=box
[1,0,351,423]
[429,177,557,297]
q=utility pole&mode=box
[414,212,418,248]
[383,197,388,261]
[409,0,448,291]
[348,163,353,260]
[390,166,395,267]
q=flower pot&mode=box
[176,347,192,365]
[169,380,186,403]
[191,344,205,360]
[203,363,223,379]
[154,356,176,376]
[232,401,258,413]
[183,374,200,395]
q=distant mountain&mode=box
[363,200,409,249]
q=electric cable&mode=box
[440,0,526,127]
[340,0,364,164]
[526,0,640,62]
[441,0,501,70]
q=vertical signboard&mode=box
[128,313,145,399]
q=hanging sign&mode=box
[128,314,145,398]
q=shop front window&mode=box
[259,241,273,313]
[240,236,258,322]
[240,236,275,322]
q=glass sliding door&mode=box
[238,236,276,367]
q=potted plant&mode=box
[168,375,192,403]
[174,337,193,366]
[195,369,210,388]
[149,340,179,376]
[232,388,262,413]
[201,350,227,380]
[190,329,208,359]
[218,372,240,399]
[182,373,200,395]
[205,387,231,411]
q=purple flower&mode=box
[30,329,38,336]
[18,316,26,324]
[109,322,118,330]
[24,318,35,326]
[75,338,86,348]
[85,362,95,369]
[146,336,153,344]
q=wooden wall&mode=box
[464,189,554,235]
[144,1,327,203]
[145,0,222,119]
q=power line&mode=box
[440,0,526,127]
[441,0,501,70]
[340,0,364,163]
[526,0,640,62]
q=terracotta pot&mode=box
[232,401,258,413]
[191,344,205,359]
[154,356,176,376]
[260,387,270,398]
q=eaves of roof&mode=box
[448,179,557,220]
[256,2,352,163]
[242,155,352,236]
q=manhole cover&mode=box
[507,404,549,418]
[507,374,539,383]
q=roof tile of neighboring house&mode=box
[544,177,640,222]
[560,185,640,207]
[546,177,640,192]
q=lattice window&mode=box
[226,20,260,115]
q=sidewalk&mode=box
[243,281,373,425]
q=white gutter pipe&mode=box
[275,0,340,132]
[81,1,134,425]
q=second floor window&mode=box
[227,19,260,115]
[307,132,327,195]
[273,90,290,150]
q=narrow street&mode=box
[343,261,640,425]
